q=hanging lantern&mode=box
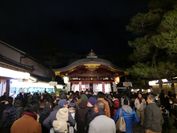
[114,77,120,84]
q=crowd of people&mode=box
[0,89,177,133]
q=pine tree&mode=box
[127,0,177,89]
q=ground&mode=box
[133,115,177,133]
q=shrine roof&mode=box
[54,50,124,74]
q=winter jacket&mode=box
[134,98,146,111]
[85,107,97,133]
[43,106,61,129]
[88,115,116,133]
[53,107,69,133]
[43,106,75,130]
[0,105,17,133]
[39,107,52,133]
[97,98,111,117]
[11,114,42,133]
[114,105,140,133]
[144,103,164,132]
[75,101,89,133]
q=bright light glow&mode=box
[147,89,151,93]
[63,76,69,84]
[142,89,144,92]
[10,80,54,88]
[49,81,57,86]
[0,67,30,79]
[10,79,55,97]
[29,76,37,82]
[56,85,64,89]
[114,77,120,84]
[149,80,158,86]
[162,79,168,82]
[131,89,134,92]
[149,79,168,86]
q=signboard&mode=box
[49,81,57,86]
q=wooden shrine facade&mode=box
[54,50,125,93]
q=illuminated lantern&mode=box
[63,76,69,84]
[114,77,120,84]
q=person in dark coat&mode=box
[75,94,89,133]
[39,101,52,133]
[85,96,97,133]
[144,94,164,133]
[11,100,42,133]
[43,99,75,130]
[0,97,17,133]
[14,98,24,119]
[159,90,165,107]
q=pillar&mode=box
[102,82,105,93]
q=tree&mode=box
[127,0,177,90]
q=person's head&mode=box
[146,94,155,104]
[80,94,88,102]
[58,99,68,108]
[97,92,105,98]
[24,100,40,113]
[93,101,105,114]
[14,99,23,107]
[138,93,142,98]
[60,91,67,99]
[87,96,97,107]
[123,97,129,105]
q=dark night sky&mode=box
[0,0,147,68]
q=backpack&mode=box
[116,109,126,132]
[53,108,68,133]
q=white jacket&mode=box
[134,98,146,111]
[53,107,68,133]
[88,115,116,133]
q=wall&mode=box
[0,41,53,79]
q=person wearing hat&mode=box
[87,96,97,108]
[85,96,97,133]
[53,99,75,133]
[43,99,75,131]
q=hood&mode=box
[79,101,88,109]
[122,105,132,114]
[56,107,69,121]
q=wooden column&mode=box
[102,82,105,93]
[6,79,10,96]
[79,81,82,91]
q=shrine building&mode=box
[54,50,126,93]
